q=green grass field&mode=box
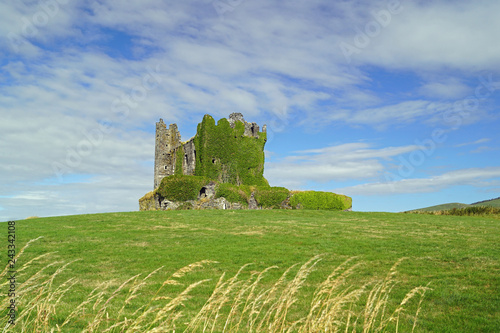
[2,210,499,332]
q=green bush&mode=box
[254,186,290,208]
[215,183,250,205]
[215,184,290,208]
[289,191,352,211]
[139,190,157,211]
[158,175,212,202]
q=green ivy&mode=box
[289,191,352,211]
[214,184,289,208]
[158,175,212,202]
[215,183,250,206]
[175,145,184,175]
[193,115,268,186]
[254,187,290,208]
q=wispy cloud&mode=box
[344,100,446,127]
[336,167,500,196]
[470,146,498,154]
[265,143,421,188]
[349,1,500,71]
[455,138,491,147]
[418,79,470,99]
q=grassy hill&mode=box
[472,197,500,208]
[407,197,500,213]
[2,210,499,332]
[406,202,472,212]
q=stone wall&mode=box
[139,182,249,211]
[182,138,196,176]
[139,184,353,212]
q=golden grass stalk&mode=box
[1,239,430,333]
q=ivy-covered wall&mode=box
[157,175,212,201]
[214,183,250,206]
[175,145,184,175]
[193,115,268,186]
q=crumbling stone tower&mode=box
[154,120,195,189]
[154,113,267,189]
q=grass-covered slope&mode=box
[407,202,472,212]
[472,197,500,208]
[408,197,500,213]
[3,210,499,332]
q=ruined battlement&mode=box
[154,113,267,189]
[228,112,265,137]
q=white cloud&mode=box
[1,0,499,218]
[0,174,152,221]
[418,79,470,99]
[1,0,83,57]
[455,138,491,147]
[5,0,498,128]
[351,0,500,71]
[10,191,59,201]
[470,146,498,154]
[336,167,500,196]
[324,100,450,128]
[265,143,420,188]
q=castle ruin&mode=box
[141,113,352,211]
[154,113,267,189]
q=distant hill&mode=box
[407,197,500,212]
[471,197,500,208]
[407,203,471,213]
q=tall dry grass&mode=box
[1,239,430,332]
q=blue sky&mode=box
[1,0,500,220]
